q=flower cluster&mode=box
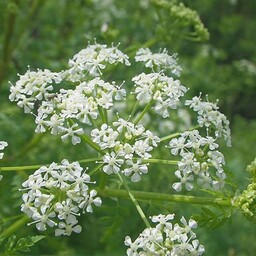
[168,130,226,191]
[132,72,187,118]
[0,141,8,160]
[125,214,204,256]
[21,159,102,236]
[65,42,131,80]
[185,95,231,146]
[34,77,126,144]
[91,118,160,182]
[9,43,130,146]
[135,48,182,76]
[9,68,62,113]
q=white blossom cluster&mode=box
[65,42,131,80]
[33,77,126,144]
[9,43,129,145]
[185,95,231,146]
[21,159,102,236]
[135,48,182,76]
[0,141,8,160]
[9,68,62,113]
[91,118,160,182]
[132,72,187,118]
[168,130,226,191]
[125,213,204,256]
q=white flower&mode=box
[172,170,194,192]
[0,141,8,160]
[29,207,57,231]
[102,152,124,174]
[60,124,84,145]
[79,189,102,213]
[133,140,153,159]
[122,160,148,182]
[55,215,82,236]
[54,199,80,220]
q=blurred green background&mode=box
[0,0,255,255]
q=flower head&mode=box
[21,160,101,236]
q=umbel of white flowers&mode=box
[9,43,231,192]
[8,42,231,249]
[125,214,205,255]
[21,159,101,236]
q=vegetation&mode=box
[0,0,255,255]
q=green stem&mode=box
[117,173,151,228]
[0,165,42,172]
[88,163,104,176]
[98,106,107,124]
[100,188,231,207]
[0,157,102,172]
[160,132,180,142]
[160,125,200,142]
[81,133,103,154]
[0,215,29,237]
[133,100,154,125]
[130,100,139,117]
[0,0,20,87]
[140,158,178,165]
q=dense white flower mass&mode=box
[9,44,232,249]
[65,42,131,80]
[91,119,159,181]
[9,44,231,190]
[168,130,227,191]
[132,72,187,118]
[125,214,205,255]
[135,47,182,76]
[21,160,102,236]
[185,95,231,146]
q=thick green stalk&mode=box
[100,188,231,207]
[0,215,29,237]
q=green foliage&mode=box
[193,206,232,230]
[0,235,45,256]
[0,0,256,255]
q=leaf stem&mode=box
[133,100,154,125]
[81,133,103,154]
[140,158,178,165]
[117,173,151,228]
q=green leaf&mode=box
[15,235,45,252]
[0,235,45,255]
